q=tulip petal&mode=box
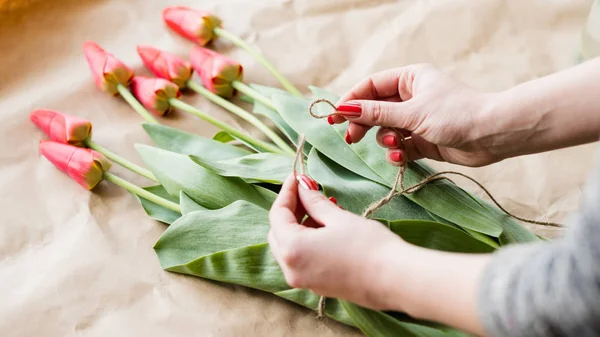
[131,76,181,116]
[189,46,243,98]
[83,41,134,95]
[137,45,193,88]
[39,141,110,190]
[31,109,92,145]
[162,6,222,46]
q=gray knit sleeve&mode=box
[478,153,600,337]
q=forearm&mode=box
[479,57,600,159]
[378,242,490,336]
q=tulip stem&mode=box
[214,27,303,97]
[85,139,158,182]
[169,98,290,155]
[186,81,294,155]
[231,81,278,112]
[117,84,160,125]
[104,172,181,213]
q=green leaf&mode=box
[155,208,484,331]
[164,241,287,293]
[142,123,251,160]
[384,219,495,253]
[155,201,270,268]
[308,148,435,221]
[138,185,181,224]
[426,210,500,248]
[179,191,207,214]
[273,93,507,237]
[136,144,272,210]
[212,130,236,143]
[254,185,278,205]
[249,84,301,146]
[191,152,292,184]
[341,302,471,337]
[274,289,355,327]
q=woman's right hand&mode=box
[331,64,501,167]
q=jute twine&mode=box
[294,99,563,320]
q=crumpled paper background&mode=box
[0,0,598,336]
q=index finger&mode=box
[337,68,405,104]
[329,68,406,125]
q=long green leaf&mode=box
[341,302,471,337]
[274,289,355,326]
[155,201,270,267]
[191,152,292,184]
[308,148,435,221]
[250,83,301,145]
[138,185,181,224]
[136,144,271,210]
[383,219,495,253]
[156,214,496,331]
[273,92,508,237]
[179,191,207,214]
[425,210,500,248]
[142,123,251,160]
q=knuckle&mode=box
[304,192,327,207]
[284,272,306,289]
[369,103,389,125]
[281,239,303,267]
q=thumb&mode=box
[297,187,345,226]
[336,99,419,130]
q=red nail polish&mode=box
[328,196,338,204]
[327,116,334,125]
[296,174,319,190]
[390,151,404,163]
[382,135,397,147]
[336,102,362,118]
[345,131,352,144]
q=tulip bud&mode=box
[39,141,111,190]
[83,41,134,95]
[30,109,92,146]
[137,46,193,88]
[162,6,222,46]
[131,76,182,116]
[189,46,243,98]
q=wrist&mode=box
[373,240,424,313]
[471,89,545,161]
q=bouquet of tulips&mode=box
[31,6,540,337]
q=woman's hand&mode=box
[332,60,600,166]
[268,174,407,310]
[268,174,490,336]
[331,63,499,167]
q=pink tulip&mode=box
[39,141,111,190]
[83,41,134,95]
[137,45,193,88]
[162,6,222,46]
[131,76,182,116]
[189,46,243,98]
[30,109,92,146]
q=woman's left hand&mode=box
[267,174,407,310]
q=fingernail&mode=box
[336,102,362,118]
[390,151,404,163]
[327,115,334,125]
[345,130,352,144]
[328,196,337,204]
[296,174,319,190]
[382,135,397,147]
